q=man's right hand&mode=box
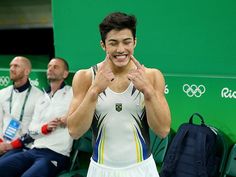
[92,54,115,94]
[47,118,61,132]
[0,142,13,155]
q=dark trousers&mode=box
[0,148,69,177]
[0,148,24,159]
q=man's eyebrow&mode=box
[107,39,118,42]
[10,63,17,66]
[123,38,133,41]
[108,38,133,42]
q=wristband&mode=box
[41,124,51,134]
[10,139,22,149]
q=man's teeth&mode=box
[115,55,126,59]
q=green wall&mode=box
[0,69,48,90]
[52,0,236,142]
[0,69,74,90]
[165,75,236,142]
[52,0,236,75]
[0,55,73,90]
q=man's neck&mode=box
[13,78,28,88]
[50,80,64,94]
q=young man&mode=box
[0,56,43,154]
[0,58,73,177]
[67,12,171,177]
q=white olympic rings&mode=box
[183,84,206,97]
[0,76,10,87]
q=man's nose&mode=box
[10,66,14,71]
[116,43,125,53]
[48,66,53,72]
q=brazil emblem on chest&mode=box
[115,103,122,112]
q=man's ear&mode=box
[63,70,69,79]
[100,40,106,51]
[24,68,31,77]
[134,38,137,48]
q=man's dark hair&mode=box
[99,12,137,44]
[53,57,69,71]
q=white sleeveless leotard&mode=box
[90,65,151,168]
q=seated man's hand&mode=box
[58,116,67,127]
[0,142,13,155]
[47,118,61,132]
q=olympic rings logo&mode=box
[183,84,206,97]
[29,78,39,87]
[0,76,10,87]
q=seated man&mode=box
[0,58,73,177]
[0,56,43,155]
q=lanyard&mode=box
[9,85,32,122]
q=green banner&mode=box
[165,75,236,142]
[0,70,74,90]
[0,69,48,90]
[1,69,235,142]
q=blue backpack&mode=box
[160,113,220,177]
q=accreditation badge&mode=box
[3,118,21,141]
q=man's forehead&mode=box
[10,58,24,65]
[48,59,63,66]
[106,29,133,39]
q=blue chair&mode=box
[223,144,236,177]
[210,126,231,177]
[149,128,173,170]
[58,130,93,177]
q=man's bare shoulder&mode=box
[144,67,166,92]
[72,69,92,91]
[74,69,91,80]
[145,67,164,80]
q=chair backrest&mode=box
[149,129,172,166]
[210,126,231,177]
[69,129,93,171]
[76,130,93,153]
[57,130,93,177]
[223,144,236,177]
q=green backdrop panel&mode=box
[165,74,236,142]
[52,0,236,142]
[0,69,48,90]
[52,0,236,75]
[1,68,236,142]
[0,69,73,90]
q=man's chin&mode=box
[114,60,129,67]
[48,78,59,82]
[10,77,16,82]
